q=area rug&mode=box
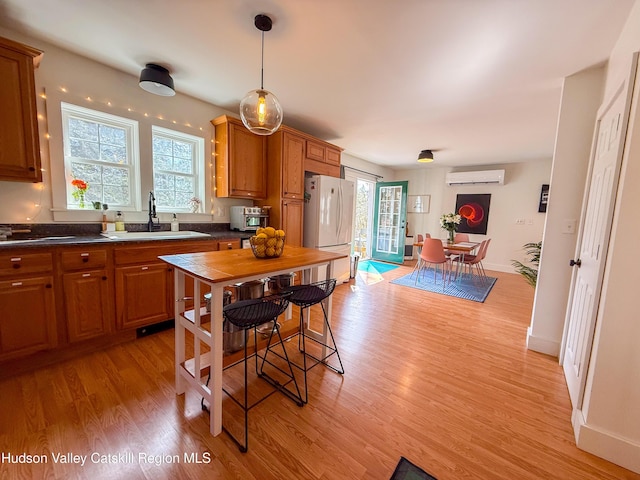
[358,259,400,274]
[390,457,437,480]
[357,260,400,286]
[390,269,497,302]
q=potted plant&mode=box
[511,241,541,287]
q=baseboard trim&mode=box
[526,326,560,356]
[573,409,640,474]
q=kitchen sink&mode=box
[100,231,210,241]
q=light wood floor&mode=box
[1,263,638,480]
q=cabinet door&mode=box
[0,276,56,360]
[282,199,304,247]
[115,263,172,330]
[228,121,267,199]
[282,132,305,199]
[0,37,42,183]
[63,270,111,342]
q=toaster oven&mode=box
[230,206,269,231]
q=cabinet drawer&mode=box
[216,238,241,250]
[306,140,326,162]
[0,252,53,277]
[326,147,341,166]
[115,240,218,265]
[60,249,108,271]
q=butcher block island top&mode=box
[158,245,348,284]
[158,245,348,437]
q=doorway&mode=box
[352,178,376,259]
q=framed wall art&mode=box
[455,193,491,234]
[538,184,549,212]
[407,194,430,213]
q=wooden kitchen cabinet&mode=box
[115,263,173,330]
[212,115,267,199]
[282,199,304,247]
[0,252,56,361]
[0,36,43,183]
[304,138,342,178]
[114,240,217,329]
[59,248,112,342]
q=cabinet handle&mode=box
[46,284,52,288]
[102,276,107,280]
[13,263,21,269]
[28,167,35,171]
[226,243,233,249]
[82,257,89,263]
[167,268,173,272]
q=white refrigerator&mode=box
[304,175,354,283]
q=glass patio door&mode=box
[371,181,408,264]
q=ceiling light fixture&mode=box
[139,63,175,97]
[240,14,283,135]
[417,149,434,163]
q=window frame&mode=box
[60,102,140,211]
[151,125,205,213]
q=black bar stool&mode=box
[283,279,344,404]
[220,292,303,452]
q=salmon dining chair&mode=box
[454,233,470,242]
[455,238,491,281]
[415,238,452,288]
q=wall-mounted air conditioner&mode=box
[445,169,505,186]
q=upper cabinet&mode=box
[212,115,267,199]
[0,36,43,183]
[304,137,342,178]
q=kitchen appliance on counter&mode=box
[304,175,354,283]
[230,206,269,231]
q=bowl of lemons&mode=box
[249,227,285,259]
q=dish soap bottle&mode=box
[115,211,125,232]
[171,213,179,232]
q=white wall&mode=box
[395,161,551,272]
[527,66,606,356]
[0,27,241,225]
[571,1,640,472]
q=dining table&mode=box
[159,245,347,436]
[412,240,480,279]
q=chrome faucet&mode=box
[148,192,161,231]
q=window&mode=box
[61,103,139,210]
[152,126,205,212]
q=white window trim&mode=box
[61,102,141,212]
[151,125,205,213]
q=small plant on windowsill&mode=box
[188,197,202,213]
[71,178,89,209]
[511,241,542,287]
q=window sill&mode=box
[51,209,216,223]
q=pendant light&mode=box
[240,14,283,135]
[417,149,434,163]
[139,63,175,96]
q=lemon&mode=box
[256,227,265,236]
[266,247,276,257]
[276,229,285,238]
[256,233,268,239]
[266,237,277,248]
[276,238,284,249]
[263,226,276,238]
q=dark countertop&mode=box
[0,223,252,250]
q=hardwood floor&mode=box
[1,263,638,479]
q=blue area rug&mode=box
[357,259,400,274]
[390,269,497,302]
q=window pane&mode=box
[70,139,100,160]
[99,124,126,146]
[104,185,130,205]
[175,191,193,208]
[69,118,98,141]
[173,157,192,174]
[103,166,129,186]
[154,172,175,190]
[175,176,194,192]
[153,154,173,171]
[100,144,127,164]
[153,136,172,155]
[173,141,192,159]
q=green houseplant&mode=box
[512,241,541,287]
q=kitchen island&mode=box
[158,246,347,436]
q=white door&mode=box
[562,54,638,409]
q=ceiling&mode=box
[0,0,635,169]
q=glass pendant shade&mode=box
[240,88,283,135]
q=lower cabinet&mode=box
[0,275,57,361]
[282,199,304,247]
[115,263,172,330]
[63,270,111,342]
